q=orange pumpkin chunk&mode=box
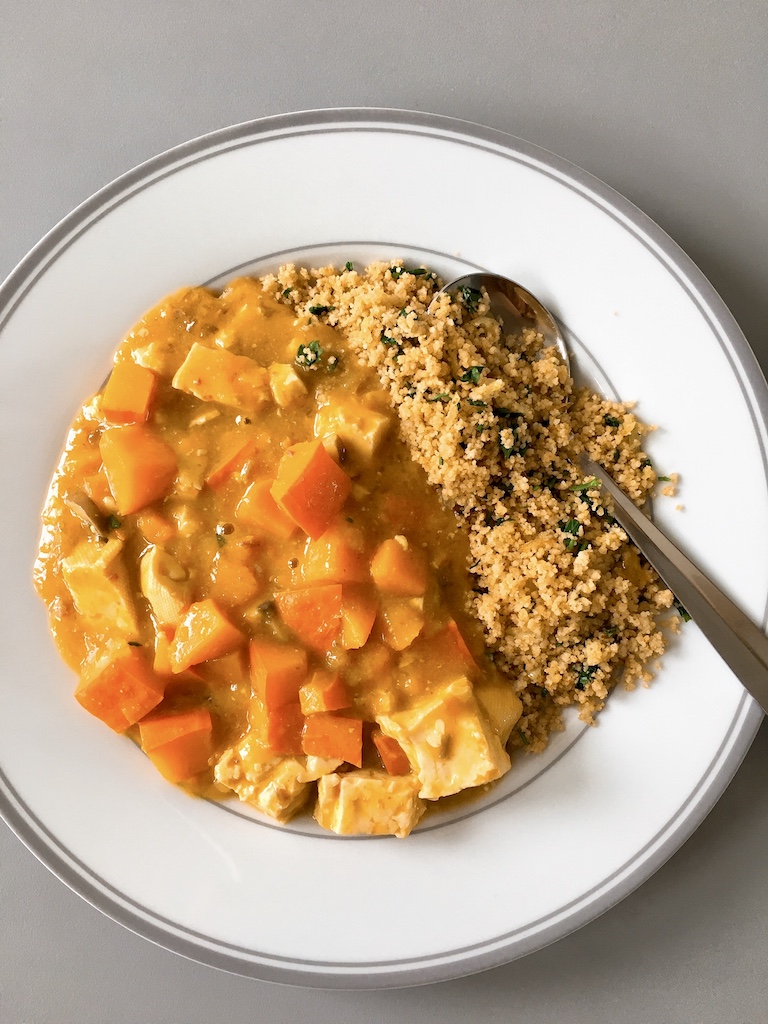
[236,479,298,539]
[370,537,428,596]
[170,599,244,673]
[302,714,363,767]
[99,425,177,516]
[75,644,165,733]
[372,729,412,776]
[101,360,157,425]
[275,584,342,652]
[250,640,308,710]
[340,585,378,650]
[271,440,351,539]
[298,671,351,715]
[139,707,213,782]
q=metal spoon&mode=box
[439,273,768,713]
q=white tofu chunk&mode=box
[214,736,309,824]
[268,363,307,408]
[61,537,140,640]
[315,770,425,838]
[297,756,343,783]
[139,545,191,627]
[314,398,391,464]
[172,342,271,412]
[377,676,511,800]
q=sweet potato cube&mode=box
[101,361,156,425]
[170,598,244,673]
[172,342,271,412]
[271,440,351,539]
[136,509,176,544]
[302,714,363,767]
[99,424,177,515]
[75,643,165,732]
[301,522,368,584]
[275,584,342,651]
[139,706,213,782]
[250,640,308,710]
[372,729,412,776]
[436,619,477,671]
[298,671,351,715]
[236,479,298,539]
[340,585,378,650]
[370,537,428,596]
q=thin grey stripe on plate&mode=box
[0,109,764,987]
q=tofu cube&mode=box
[315,770,425,838]
[269,363,308,408]
[314,399,391,464]
[377,676,511,800]
[172,342,271,412]
[213,735,309,823]
[61,537,140,640]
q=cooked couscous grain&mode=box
[264,260,675,752]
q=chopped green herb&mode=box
[517,728,530,746]
[344,261,354,271]
[570,477,601,492]
[574,664,599,690]
[381,334,398,347]
[499,442,515,460]
[295,340,323,368]
[438,456,444,467]
[603,414,622,427]
[613,448,621,463]
[460,366,484,384]
[282,287,293,297]
[467,399,487,408]
[560,519,581,535]
[426,392,450,403]
[658,475,672,482]
[640,458,652,469]
[106,514,122,530]
[308,304,334,316]
[389,266,404,280]
[460,286,482,315]
[604,625,619,637]
[326,355,340,373]
[673,597,692,622]
[398,307,409,317]
[411,267,429,276]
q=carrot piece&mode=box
[256,703,305,756]
[301,521,368,584]
[298,671,351,715]
[370,537,428,596]
[302,714,363,767]
[372,729,412,776]
[205,433,257,490]
[275,584,342,651]
[101,361,156,425]
[249,640,308,710]
[99,425,177,516]
[340,584,378,650]
[139,706,213,782]
[207,551,262,607]
[75,643,165,732]
[236,479,298,539]
[170,598,244,673]
[136,509,175,544]
[271,440,351,539]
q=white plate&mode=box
[0,109,765,988]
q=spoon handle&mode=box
[579,455,768,714]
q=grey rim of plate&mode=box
[0,108,764,989]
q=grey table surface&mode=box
[2,1,767,1021]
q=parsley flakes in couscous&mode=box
[266,260,676,753]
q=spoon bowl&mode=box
[436,272,571,373]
